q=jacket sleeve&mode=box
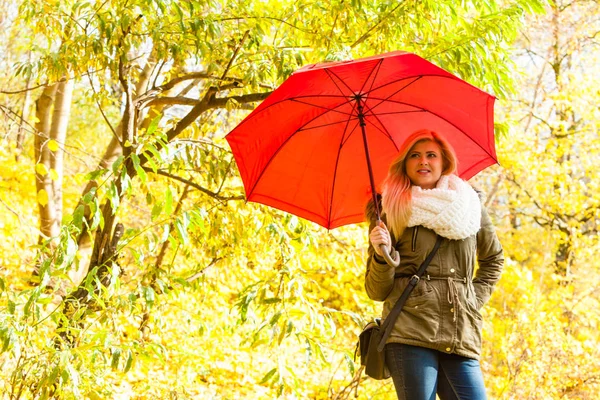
[365,219,396,302]
[473,204,504,309]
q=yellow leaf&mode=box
[124,140,132,147]
[49,169,59,181]
[37,189,49,206]
[35,163,48,176]
[48,140,59,152]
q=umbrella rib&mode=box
[328,101,360,226]
[323,59,384,98]
[323,69,355,96]
[355,76,422,150]
[345,112,401,152]
[246,96,360,200]
[252,193,331,226]
[363,74,490,115]
[365,98,495,159]
[229,94,350,132]
[366,71,483,96]
[364,74,442,97]
[329,212,365,228]
[290,98,355,117]
[339,120,361,148]
[326,60,387,224]
[364,76,423,112]
[364,110,424,116]
[357,99,405,152]
[359,59,385,97]
[297,118,359,132]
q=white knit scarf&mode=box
[407,174,481,240]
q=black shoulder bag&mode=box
[357,235,442,380]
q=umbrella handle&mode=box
[379,244,400,267]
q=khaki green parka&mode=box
[365,203,504,360]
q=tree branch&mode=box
[350,2,408,48]
[156,72,244,93]
[145,91,271,110]
[208,92,272,108]
[505,172,569,227]
[186,257,223,282]
[218,16,317,35]
[221,30,250,80]
[143,167,245,201]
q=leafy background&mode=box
[0,0,599,398]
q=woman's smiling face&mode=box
[405,140,443,189]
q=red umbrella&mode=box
[226,50,496,235]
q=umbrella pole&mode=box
[356,96,399,267]
[356,101,381,223]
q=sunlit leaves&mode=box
[35,162,48,176]
[48,139,59,152]
[37,188,49,206]
[2,0,579,397]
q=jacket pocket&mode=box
[462,299,483,354]
[396,290,440,342]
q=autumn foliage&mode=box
[1,0,599,399]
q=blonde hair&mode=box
[382,129,458,237]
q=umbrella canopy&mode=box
[226,51,497,230]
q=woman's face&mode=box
[405,140,443,189]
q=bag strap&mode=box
[376,235,443,352]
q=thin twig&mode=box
[186,257,223,282]
[86,69,119,142]
[221,30,250,80]
[155,71,243,93]
[143,167,244,201]
[350,2,408,48]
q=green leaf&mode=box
[142,286,156,308]
[24,287,41,317]
[131,153,147,183]
[151,201,163,220]
[112,155,124,175]
[260,368,277,384]
[344,352,355,376]
[262,298,281,304]
[85,169,108,181]
[90,199,102,230]
[124,350,134,373]
[175,215,189,246]
[82,186,97,204]
[165,187,173,215]
[108,183,120,212]
[146,114,161,135]
[73,204,85,230]
[111,347,121,370]
[269,311,282,325]
[305,338,312,364]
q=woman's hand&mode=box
[369,221,391,257]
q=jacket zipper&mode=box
[411,226,419,252]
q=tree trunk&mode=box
[16,53,33,160]
[49,78,74,229]
[34,84,58,244]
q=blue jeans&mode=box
[385,343,487,400]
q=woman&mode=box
[366,129,503,400]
